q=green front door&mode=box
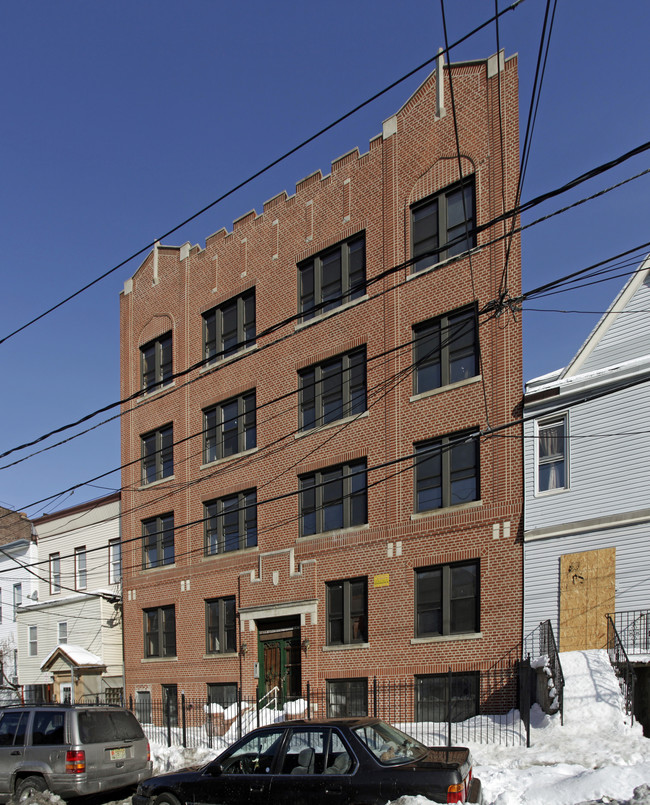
[258,630,301,705]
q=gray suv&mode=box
[0,704,152,802]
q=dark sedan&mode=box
[132,717,482,805]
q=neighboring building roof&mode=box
[41,644,105,671]
[0,507,34,547]
[526,254,650,401]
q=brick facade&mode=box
[119,53,523,709]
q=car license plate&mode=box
[110,747,126,761]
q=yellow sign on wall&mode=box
[374,573,389,588]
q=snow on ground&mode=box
[147,651,650,805]
[23,650,646,805]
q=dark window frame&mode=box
[203,289,256,364]
[143,604,176,658]
[414,559,480,638]
[203,392,256,464]
[298,234,366,322]
[205,596,237,654]
[326,678,368,717]
[411,178,476,274]
[207,682,238,709]
[413,306,478,394]
[326,577,368,646]
[415,671,479,722]
[299,460,367,537]
[299,348,366,432]
[414,431,479,512]
[140,332,173,392]
[141,424,174,484]
[142,513,175,569]
[204,490,257,556]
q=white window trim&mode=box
[534,412,570,496]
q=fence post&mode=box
[447,668,452,747]
[129,694,133,712]
[165,694,172,748]
[306,682,311,720]
[519,658,531,748]
[237,684,242,741]
[207,699,213,750]
[373,677,378,718]
[181,693,187,748]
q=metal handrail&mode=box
[606,614,636,722]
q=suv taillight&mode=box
[147,741,151,762]
[66,750,86,774]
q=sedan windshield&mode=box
[352,721,427,765]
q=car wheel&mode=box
[153,792,183,805]
[16,776,47,803]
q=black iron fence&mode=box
[606,613,636,722]
[608,609,650,658]
[523,618,564,724]
[122,641,565,751]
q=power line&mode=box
[0,1,527,351]
[4,136,648,470]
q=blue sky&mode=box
[1,0,648,516]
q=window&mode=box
[58,622,68,644]
[411,179,475,273]
[203,289,255,363]
[49,553,61,594]
[414,431,479,512]
[204,491,257,555]
[300,460,367,537]
[207,683,237,710]
[142,514,175,569]
[415,560,479,637]
[108,538,121,584]
[203,392,256,464]
[141,332,172,392]
[413,307,478,394]
[75,547,87,590]
[0,710,28,747]
[141,425,174,484]
[537,415,568,492]
[144,605,176,658]
[162,684,178,727]
[205,597,236,654]
[326,678,367,717]
[327,578,367,645]
[299,235,365,321]
[135,690,152,723]
[415,672,479,722]
[12,584,21,621]
[28,626,37,657]
[299,348,366,431]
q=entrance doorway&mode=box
[559,547,615,651]
[257,617,301,706]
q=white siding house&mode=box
[0,508,37,703]
[16,493,123,703]
[523,255,650,654]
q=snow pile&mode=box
[144,651,650,805]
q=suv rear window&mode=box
[32,711,66,746]
[78,710,145,744]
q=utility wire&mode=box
[0,0,526,350]
[4,135,648,468]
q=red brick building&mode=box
[119,52,522,720]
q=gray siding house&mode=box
[524,255,650,657]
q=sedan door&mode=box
[269,727,356,805]
[189,727,286,805]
